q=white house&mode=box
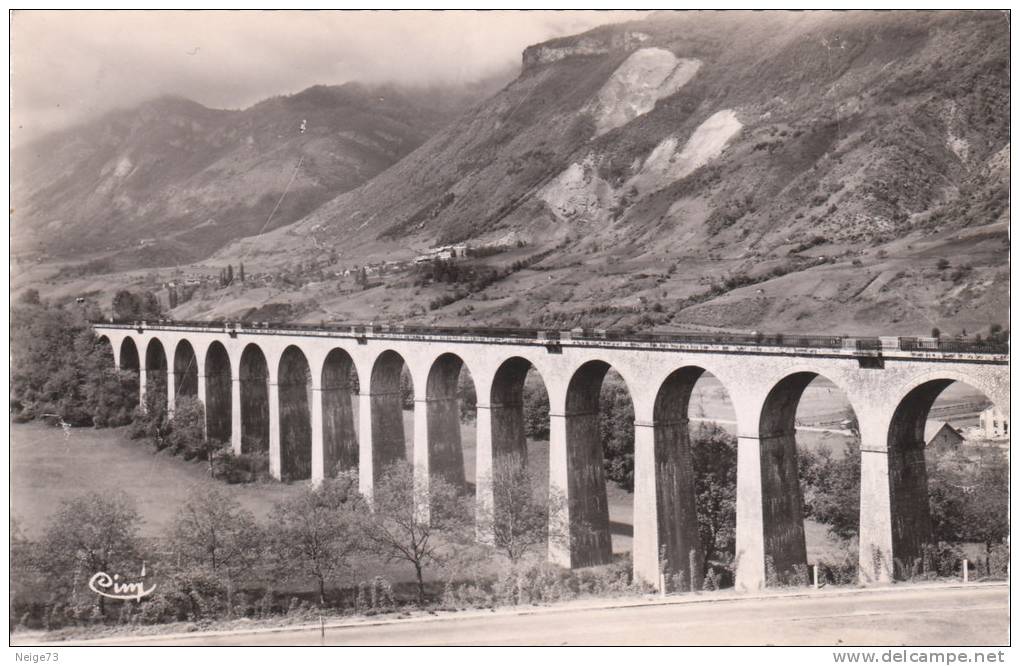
[979,406,1009,439]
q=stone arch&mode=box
[279,345,312,481]
[173,339,199,399]
[118,337,141,401]
[885,374,1002,571]
[120,337,140,373]
[425,353,475,493]
[321,347,359,476]
[204,341,232,443]
[564,359,635,568]
[144,338,168,408]
[892,368,1008,420]
[488,357,550,533]
[489,357,548,470]
[93,335,114,366]
[369,350,411,482]
[96,335,113,361]
[652,366,737,589]
[756,370,860,582]
[239,343,270,455]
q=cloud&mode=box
[11,10,648,143]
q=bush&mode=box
[816,540,860,585]
[986,543,1009,579]
[894,542,964,581]
[211,449,270,483]
[137,571,228,624]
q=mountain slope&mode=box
[11,79,505,269]
[199,10,1007,336]
[25,11,1008,337]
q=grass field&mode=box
[12,407,846,565]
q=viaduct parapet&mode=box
[93,320,1009,592]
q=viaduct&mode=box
[93,320,1009,592]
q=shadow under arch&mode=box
[144,339,168,404]
[118,337,141,404]
[756,371,860,583]
[564,359,634,568]
[426,352,475,494]
[120,337,140,373]
[652,366,738,589]
[487,357,551,535]
[321,347,359,476]
[173,340,199,399]
[370,350,411,483]
[489,357,549,470]
[886,377,1003,572]
[96,334,112,354]
[279,345,312,481]
[204,341,232,443]
[239,343,269,455]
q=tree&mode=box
[400,371,414,409]
[692,423,738,571]
[169,487,262,606]
[112,290,138,320]
[78,332,138,427]
[457,372,477,422]
[37,492,143,616]
[960,454,1009,575]
[111,290,161,320]
[165,396,210,463]
[239,262,245,283]
[361,461,471,605]
[600,381,635,491]
[266,474,365,606]
[925,451,969,544]
[141,291,161,318]
[477,458,565,565]
[522,377,549,440]
[11,303,135,426]
[226,264,234,285]
[925,447,1008,574]
[130,381,171,449]
[800,437,861,541]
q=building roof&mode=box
[925,420,963,445]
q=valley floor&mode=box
[9,418,846,564]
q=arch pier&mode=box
[93,321,1009,592]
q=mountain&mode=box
[11,78,507,269]
[24,11,1010,337]
[194,10,1007,337]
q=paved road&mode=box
[93,585,1008,646]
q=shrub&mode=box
[986,543,1009,579]
[816,540,860,585]
[703,567,723,591]
[211,449,270,483]
[138,571,228,624]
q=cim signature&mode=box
[88,571,156,601]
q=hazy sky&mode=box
[11,10,648,144]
